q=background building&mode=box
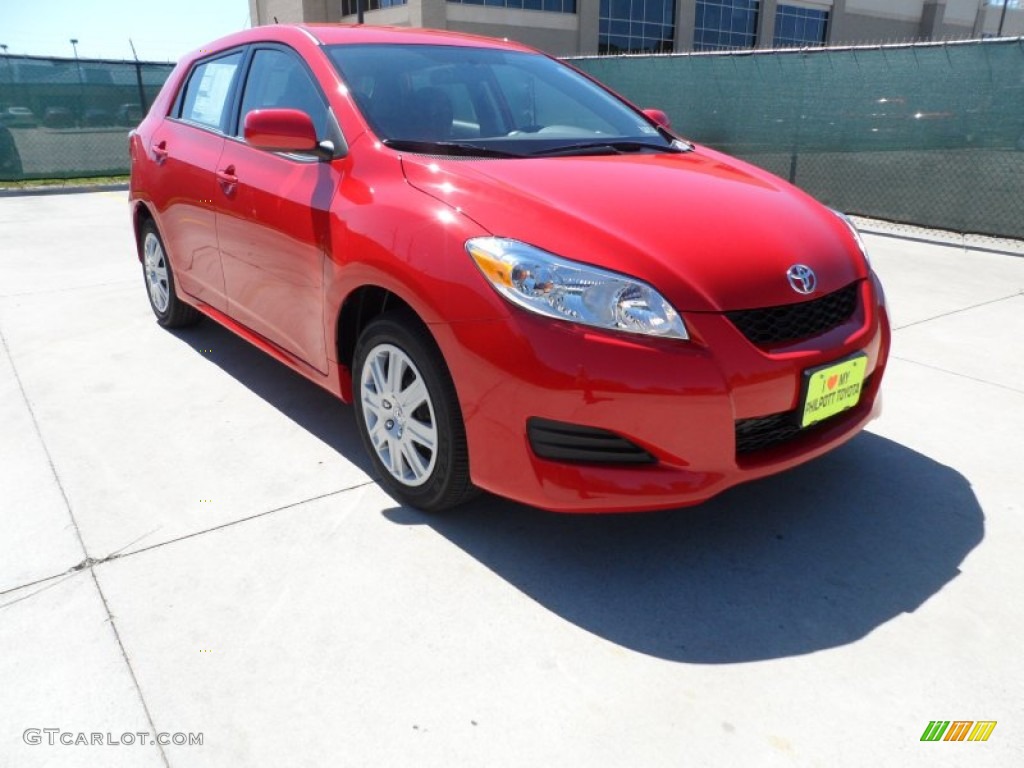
[248,0,1023,56]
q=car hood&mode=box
[400,147,867,313]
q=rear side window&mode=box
[179,52,243,131]
[237,48,328,138]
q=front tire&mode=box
[140,219,200,328]
[353,311,475,512]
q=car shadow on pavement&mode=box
[384,433,983,663]
[170,321,374,475]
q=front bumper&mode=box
[432,277,891,513]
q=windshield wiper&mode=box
[529,140,689,157]
[382,139,521,158]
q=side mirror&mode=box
[642,108,672,130]
[244,108,319,153]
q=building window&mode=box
[598,0,677,55]
[447,0,577,12]
[693,0,760,51]
[774,5,828,47]
[341,0,407,15]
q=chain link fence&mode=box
[4,43,1023,243]
[570,38,1024,242]
[0,55,174,181]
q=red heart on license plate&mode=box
[827,374,838,390]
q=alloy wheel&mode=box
[359,343,439,487]
[143,231,170,314]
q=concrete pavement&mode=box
[1,191,1022,767]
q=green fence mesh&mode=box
[3,43,1023,241]
[0,55,174,181]
[570,39,1024,240]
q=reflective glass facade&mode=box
[447,0,578,11]
[598,0,677,55]
[693,0,760,51]
[342,0,407,14]
[774,5,829,47]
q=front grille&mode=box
[735,374,872,455]
[527,418,655,465]
[735,412,804,455]
[726,282,859,346]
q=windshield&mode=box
[326,44,674,156]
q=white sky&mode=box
[0,0,253,62]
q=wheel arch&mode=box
[335,284,423,374]
[131,201,157,262]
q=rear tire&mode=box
[353,311,475,512]
[140,219,201,328]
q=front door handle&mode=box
[216,165,238,187]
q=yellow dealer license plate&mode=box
[800,354,868,428]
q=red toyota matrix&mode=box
[129,24,890,513]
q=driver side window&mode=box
[493,65,618,135]
[238,49,328,139]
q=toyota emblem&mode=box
[786,264,817,295]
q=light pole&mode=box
[70,38,84,124]
[997,0,1010,37]
[70,38,83,82]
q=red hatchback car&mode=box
[129,24,890,513]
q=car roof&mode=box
[184,23,538,61]
[303,23,537,52]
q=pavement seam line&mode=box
[0,481,377,599]
[890,355,1024,395]
[118,482,377,560]
[0,325,89,557]
[0,570,81,599]
[89,568,172,768]
[1,326,171,768]
[893,289,1023,331]
[0,574,78,608]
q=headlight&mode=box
[466,237,688,340]
[832,209,871,268]
[832,210,888,309]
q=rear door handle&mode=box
[152,140,168,163]
[216,165,238,187]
